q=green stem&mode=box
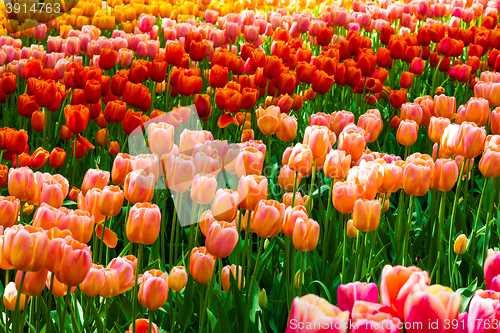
[434,192,446,284]
[243,237,264,333]
[482,177,497,263]
[14,271,26,333]
[449,161,466,281]
[297,251,305,297]
[132,244,144,333]
[291,172,298,208]
[402,195,415,266]
[322,181,334,271]
[341,214,348,284]
[169,193,179,270]
[468,178,487,284]
[307,159,317,214]
[71,135,77,187]
[451,254,459,290]
[60,287,70,333]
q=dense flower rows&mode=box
[0,0,500,332]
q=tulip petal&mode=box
[217,113,238,128]
[95,225,118,248]
[78,135,96,149]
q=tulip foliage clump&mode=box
[2,0,500,332]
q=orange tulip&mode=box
[0,196,20,228]
[189,247,215,284]
[79,264,105,297]
[428,117,451,144]
[402,162,433,196]
[211,189,239,222]
[235,146,264,178]
[323,150,351,179]
[3,225,48,271]
[191,174,217,205]
[123,169,155,204]
[286,295,349,331]
[278,165,303,191]
[380,265,430,319]
[148,122,175,156]
[380,163,403,193]
[396,120,419,146]
[432,159,459,192]
[292,217,320,251]
[168,266,188,292]
[252,200,285,238]
[434,95,456,119]
[276,113,298,143]
[49,148,66,168]
[138,270,169,311]
[256,106,281,135]
[64,105,90,134]
[338,127,366,162]
[282,205,308,237]
[99,267,120,298]
[353,199,381,232]
[56,238,92,286]
[8,167,36,202]
[332,181,360,214]
[479,146,500,178]
[126,203,161,245]
[107,256,136,294]
[237,175,268,211]
[288,143,314,175]
[46,272,77,297]
[455,121,486,159]
[99,185,124,217]
[205,221,239,258]
[347,220,359,238]
[3,282,29,311]
[111,153,135,186]
[303,125,330,159]
[15,268,47,296]
[440,123,460,156]
[166,154,196,193]
[221,265,244,292]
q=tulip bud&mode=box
[346,219,358,238]
[259,289,268,309]
[454,234,468,255]
[169,266,188,292]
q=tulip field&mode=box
[3,0,500,332]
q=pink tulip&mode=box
[337,282,379,314]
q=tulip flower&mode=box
[303,126,330,159]
[396,120,419,146]
[169,266,188,292]
[278,165,303,191]
[252,200,285,238]
[189,247,215,285]
[404,285,461,333]
[3,282,29,312]
[8,167,36,202]
[455,122,486,159]
[191,174,217,205]
[79,264,105,297]
[3,225,49,272]
[337,282,379,314]
[205,221,239,258]
[138,270,169,311]
[107,256,136,294]
[352,199,381,232]
[99,268,120,298]
[285,295,349,333]
[288,143,314,175]
[454,234,468,255]
[15,268,47,296]
[485,250,500,290]
[211,189,239,222]
[256,106,280,135]
[166,154,196,194]
[81,169,110,196]
[432,159,459,192]
[292,218,320,251]
[235,146,264,178]
[56,238,93,286]
[0,196,20,228]
[402,162,432,196]
[380,265,430,319]
[148,122,174,156]
[99,185,124,217]
[124,169,155,204]
[332,181,359,214]
[221,265,244,292]
[64,105,90,134]
[467,290,500,333]
[237,175,268,211]
[126,203,161,245]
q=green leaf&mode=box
[213,293,231,333]
[177,277,194,333]
[230,277,247,332]
[89,297,105,333]
[456,279,478,312]
[308,280,332,304]
[206,309,216,331]
[248,282,261,325]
